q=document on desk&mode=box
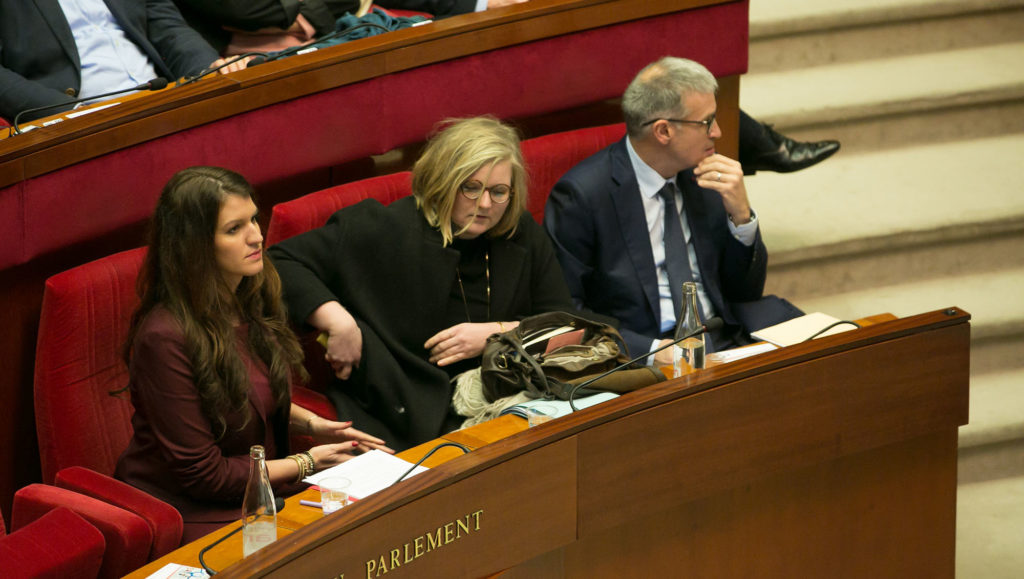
[751,312,854,347]
[303,450,428,500]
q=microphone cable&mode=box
[11,77,168,136]
[803,320,861,342]
[178,19,392,89]
[391,442,470,486]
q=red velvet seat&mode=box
[55,466,182,561]
[520,122,625,224]
[12,485,150,579]
[266,171,413,246]
[0,504,105,579]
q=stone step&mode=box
[740,42,1024,152]
[960,368,1024,451]
[749,0,1024,73]
[750,133,1024,256]
[958,370,1024,493]
[772,262,1024,341]
[773,267,1024,375]
[956,473,1024,578]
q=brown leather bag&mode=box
[480,311,663,402]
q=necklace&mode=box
[455,250,490,323]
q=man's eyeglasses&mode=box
[641,113,717,136]
[459,181,512,204]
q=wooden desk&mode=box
[124,415,530,578]
[125,308,967,578]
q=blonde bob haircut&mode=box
[412,116,527,246]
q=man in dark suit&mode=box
[545,57,791,366]
[0,0,245,122]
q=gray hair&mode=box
[622,57,718,137]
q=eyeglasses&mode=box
[641,113,717,136]
[459,181,512,204]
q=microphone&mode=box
[567,317,724,411]
[11,77,169,135]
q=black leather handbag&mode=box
[479,311,663,402]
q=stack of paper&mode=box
[303,450,429,500]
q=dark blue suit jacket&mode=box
[544,138,768,357]
[0,0,217,121]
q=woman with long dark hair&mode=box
[116,166,390,542]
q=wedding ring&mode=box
[715,171,722,182]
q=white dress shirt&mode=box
[58,0,159,101]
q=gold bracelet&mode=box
[306,414,316,436]
[496,321,506,332]
[302,450,316,474]
[289,455,306,484]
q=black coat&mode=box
[268,196,573,450]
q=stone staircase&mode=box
[740,1,1024,577]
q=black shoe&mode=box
[747,124,840,174]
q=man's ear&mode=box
[651,120,673,145]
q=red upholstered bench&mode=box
[266,171,413,246]
[521,123,626,224]
[12,484,151,579]
[0,504,105,579]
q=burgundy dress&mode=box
[115,307,293,543]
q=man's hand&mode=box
[653,338,675,368]
[486,0,530,8]
[694,154,751,224]
[208,56,250,75]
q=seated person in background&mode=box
[268,116,574,451]
[172,0,365,56]
[0,0,247,123]
[115,166,390,543]
[545,57,796,367]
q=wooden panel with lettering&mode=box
[576,319,969,535]
[222,438,578,578]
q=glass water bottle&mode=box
[672,281,705,376]
[242,445,277,557]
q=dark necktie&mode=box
[658,181,693,318]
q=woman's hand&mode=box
[309,301,363,380]
[425,322,510,367]
[307,442,363,470]
[309,416,394,454]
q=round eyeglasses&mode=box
[459,181,512,204]
[641,113,717,136]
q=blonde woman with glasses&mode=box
[268,116,574,451]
